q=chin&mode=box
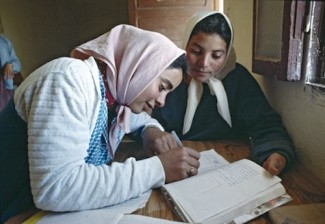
[129,105,140,114]
[133,109,142,114]
[193,76,209,83]
[144,108,153,115]
[191,72,209,83]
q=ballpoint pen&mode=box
[171,130,196,176]
[171,130,183,147]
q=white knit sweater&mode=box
[13,57,165,211]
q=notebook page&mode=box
[198,149,229,174]
[163,159,281,223]
[203,183,287,224]
[122,214,185,224]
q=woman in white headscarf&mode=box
[0,24,200,223]
[147,11,296,176]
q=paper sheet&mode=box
[198,149,229,174]
[37,211,185,224]
[26,190,152,224]
[121,214,186,224]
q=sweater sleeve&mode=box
[233,65,296,169]
[128,112,165,139]
[14,57,165,212]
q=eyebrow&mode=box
[191,43,225,54]
[161,77,173,90]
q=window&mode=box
[252,0,306,81]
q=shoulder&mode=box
[15,57,99,123]
[18,57,99,100]
[228,63,254,78]
[225,63,260,86]
[0,35,9,42]
[31,57,97,83]
[0,35,12,46]
[41,57,90,72]
[223,63,265,100]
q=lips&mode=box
[143,103,153,115]
[192,69,210,77]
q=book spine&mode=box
[161,187,189,223]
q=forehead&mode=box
[188,32,227,51]
[159,68,183,90]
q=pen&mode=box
[171,130,183,147]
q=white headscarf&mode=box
[182,11,237,135]
[71,24,185,150]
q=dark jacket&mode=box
[152,63,296,167]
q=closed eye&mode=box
[159,84,166,92]
[212,50,225,60]
[190,47,202,56]
[160,78,173,91]
[212,54,223,60]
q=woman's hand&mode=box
[4,63,14,79]
[142,128,179,156]
[158,147,200,183]
[263,153,287,175]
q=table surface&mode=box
[115,140,325,224]
[6,140,325,224]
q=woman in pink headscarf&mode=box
[0,24,200,223]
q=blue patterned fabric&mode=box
[85,72,111,165]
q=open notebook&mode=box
[161,149,292,224]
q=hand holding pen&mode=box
[171,130,183,147]
[171,130,198,177]
[142,128,200,182]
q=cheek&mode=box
[211,58,227,72]
[139,85,157,100]
[211,62,223,72]
[186,54,197,66]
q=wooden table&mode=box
[116,140,325,224]
[6,140,325,224]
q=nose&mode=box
[197,54,209,68]
[155,92,167,108]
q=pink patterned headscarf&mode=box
[71,24,185,150]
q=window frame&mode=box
[304,1,325,88]
[252,0,306,81]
